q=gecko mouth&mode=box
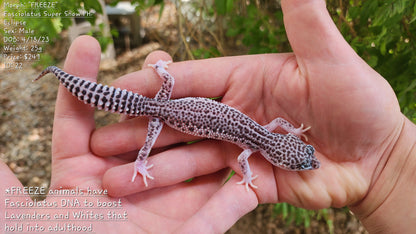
[290,162,314,170]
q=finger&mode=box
[175,176,258,233]
[142,50,173,68]
[118,51,173,122]
[52,36,101,157]
[126,168,231,230]
[0,161,29,205]
[91,117,197,156]
[0,161,33,217]
[281,0,358,64]
[109,54,283,99]
[103,140,238,197]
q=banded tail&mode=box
[34,66,159,116]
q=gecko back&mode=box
[35,62,320,190]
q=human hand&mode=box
[91,0,416,232]
[1,35,249,233]
[3,0,415,233]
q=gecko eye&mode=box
[305,145,315,156]
[301,145,320,170]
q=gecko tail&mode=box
[33,66,60,82]
[33,66,158,117]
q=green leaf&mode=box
[226,0,234,14]
[215,0,226,15]
[84,0,103,14]
[367,55,379,67]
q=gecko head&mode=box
[295,144,320,170]
[285,143,320,171]
[262,134,320,171]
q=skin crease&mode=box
[1,0,415,233]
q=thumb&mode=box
[0,161,24,190]
[281,0,357,64]
[0,161,30,212]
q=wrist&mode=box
[350,116,416,233]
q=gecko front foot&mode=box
[236,174,258,191]
[292,123,311,141]
[263,117,312,141]
[131,160,154,187]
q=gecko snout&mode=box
[304,145,320,170]
[290,144,319,170]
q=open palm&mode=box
[95,0,402,209]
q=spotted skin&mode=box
[34,60,320,190]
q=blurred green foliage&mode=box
[112,0,164,13]
[225,3,288,54]
[333,0,416,122]
[273,203,335,233]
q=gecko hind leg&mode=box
[132,60,175,186]
[236,149,259,191]
[263,117,311,141]
[131,117,164,186]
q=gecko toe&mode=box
[237,174,258,191]
[132,160,155,186]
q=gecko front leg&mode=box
[263,117,311,141]
[131,60,174,186]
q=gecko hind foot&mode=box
[131,160,154,187]
[236,174,258,191]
